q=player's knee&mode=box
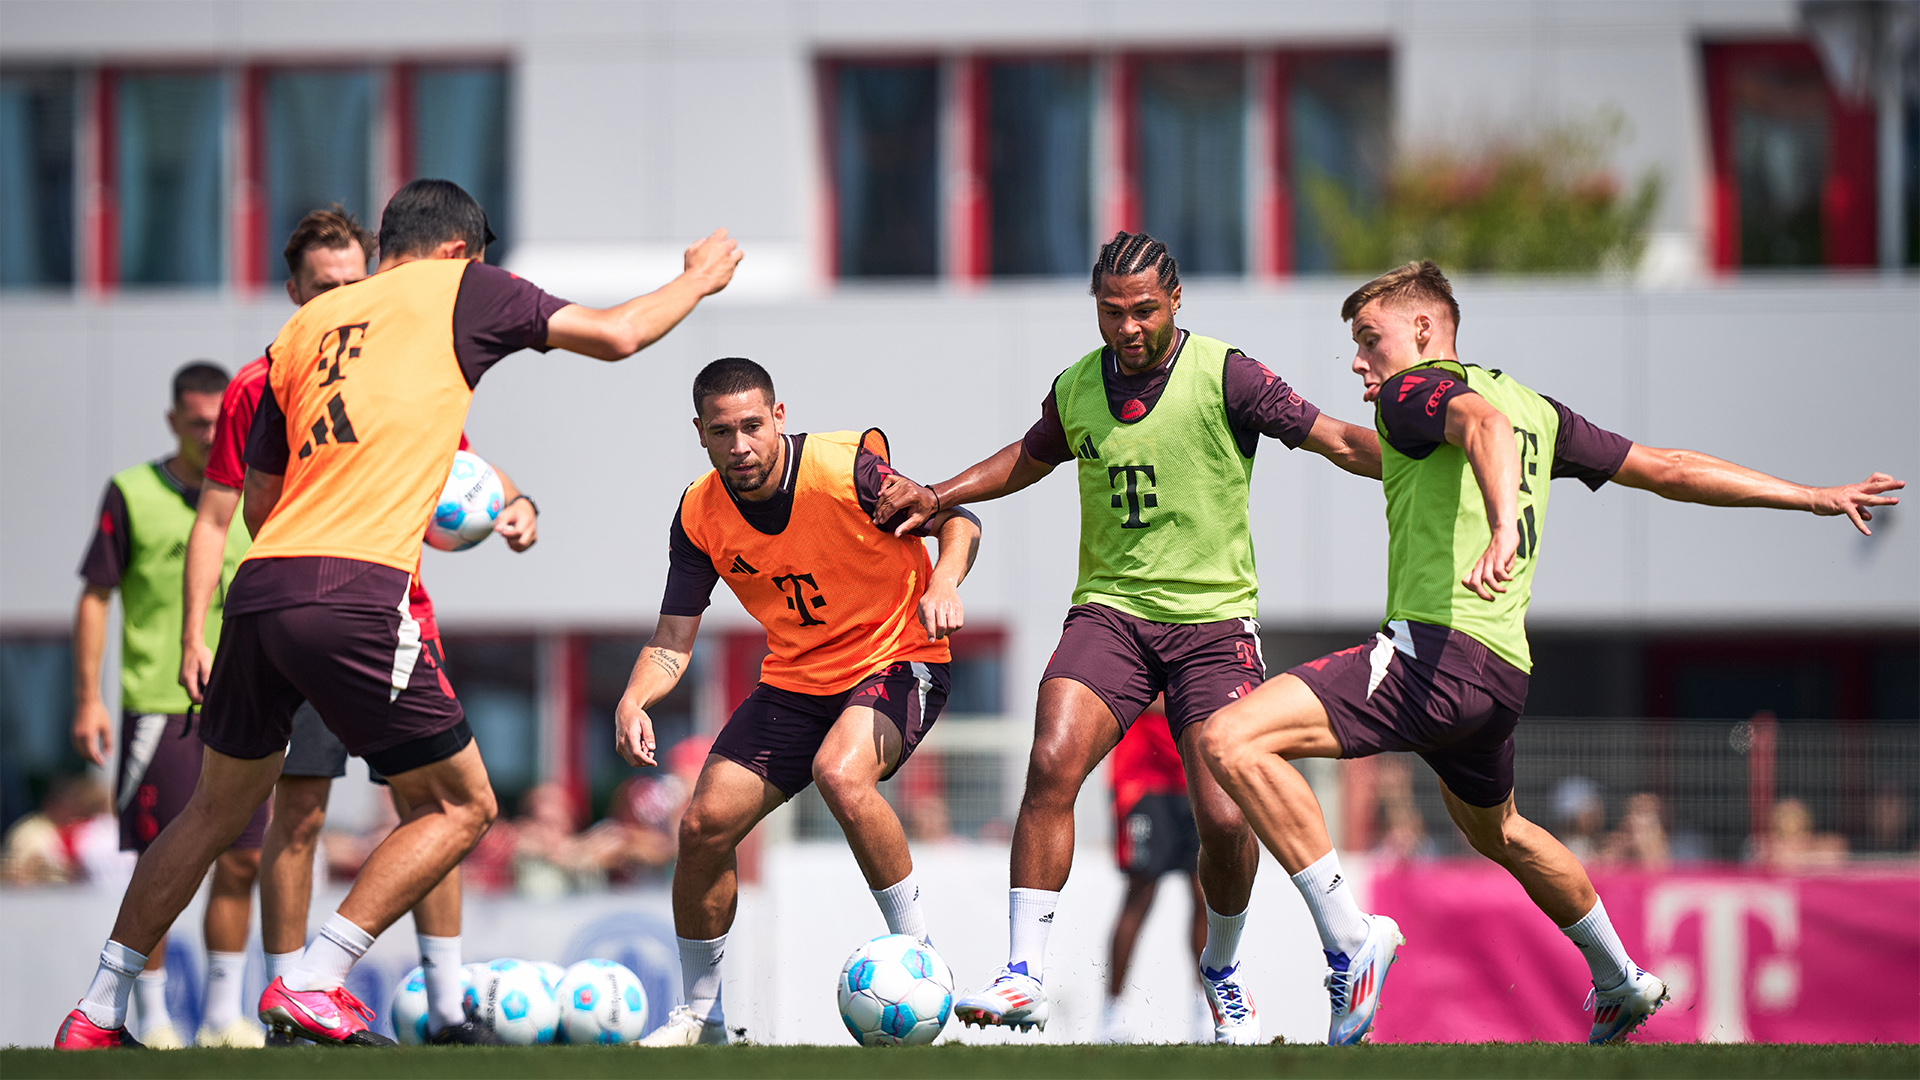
[810,758,871,811]
[1022,742,1087,806]
[1197,710,1252,783]
[677,801,736,855]
[216,847,261,885]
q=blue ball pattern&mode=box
[502,990,529,1022]
[574,985,596,1009]
[846,957,876,994]
[434,501,464,528]
[625,986,643,1012]
[881,1003,918,1039]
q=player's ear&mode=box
[285,277,299,305]
[1169,282,1181,313]
[771,401,786,432]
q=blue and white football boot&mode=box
[1200,962,1261,1044]
[1325,913,1403,1045]
[953,964,1048,1032]
[1586,967,1668,1044]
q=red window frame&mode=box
[1262,47,1393,279]
[1702,40,1878,270]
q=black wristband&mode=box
[506,493,538,516]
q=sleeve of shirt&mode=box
[78,481,131,589]
[1021,387,1075,465]
[1544,395,1634,491]
[242,378,291,476]
[1222,351,1322,451]
[452,262,575,389]
[204,369,259,490]
[1375,369,1475,459]
[854,449,981,537]
[660,500,722,617]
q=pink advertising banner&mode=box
[1364,863,1920,1043]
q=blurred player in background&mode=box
[56,178,741,1050]
[1098,702,1209,1044]
[1200,260,1906,1045]
[614,358,981,1046]
[873,231,1382,1042]
[70,361,268,1049]
[177,206,538,1045]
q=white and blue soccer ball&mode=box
[837,934,953,1047]
[535,961,568,997]
[464,958,560,1045]
[555,959,649,1045]
[391,963,475,1045]
[425,449,505,552]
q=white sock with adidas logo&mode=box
[1290,849,1369,958]
[1006,888,1059,982]
[1560,897,1632,991]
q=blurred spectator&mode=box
[1552,776,1606,862]
[1859,786,1916,859]
[1754,797,1848,869]
[514,783,608,899]
[1,775,119,885]
[896,750,954,842]
[1599,792,1672,872]
[1371,755,1434,862]
[592,734,712,884]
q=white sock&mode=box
[870,871,929,943]
[1291,849,1369,957]
[284,913,375,993]
[201,951,246,1030]
[418,934,466,1033]
[1007,887,1059,982]
[134,969,172,1032]
[79,941,147,1029]
[265,950,303,985]
[1561,897,1633,990]
[677,935,726,1026]
[1198,903,1248,977]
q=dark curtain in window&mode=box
[835,63,940,278]
[0,71,75,287]
[1291,54,1390,273]
[987,60,1092,277]
[1730,59,1828,267]
[1136,58,1244,275]
[118,73,224,285]
[265,70,372,275]
[414,67,510,262]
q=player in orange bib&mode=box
[616,358,983,1046]
[57,179,742,1051]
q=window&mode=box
[113,71,226,285]
[829,60,941,278]
[1284,52,1391,273]
[0,69,75,287]
[985,58,1093,277]
[409,65,511,261]
[261,69,374,276]
[0,636,80,832]
[1704,41,1877,268]
[440,635,539,803]
[584,634,694,816]
[1131,56,1246,276]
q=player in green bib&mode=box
[1199,261,1905,1046]
[72,362,269,1048]
[872,232,1383,1041]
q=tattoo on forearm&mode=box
[645,649,683,679]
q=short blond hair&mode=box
[1341,260,1460,330]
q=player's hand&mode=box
[615,695,658,768]
[1809,472,1903,536]
[873,474,938,537]
[72,699,113,766]
[495,497,538,551]
[684,228,743,297]
[918,582,965,641]
[179,638,215,704]
[1463,520,1520,602]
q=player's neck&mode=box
[162,454,203,491]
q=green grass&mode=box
[3,1043,1916,1080]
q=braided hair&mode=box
[1090,231,1179,295]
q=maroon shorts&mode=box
[712,661,950,798]
[1043,603,1265,744]
[200,603,469,778]
[115,711,267,853]
[1289,630,1521,808]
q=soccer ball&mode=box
[555,959,650,1045]
[390,963,473,1045]
[535,961,568,996]
[464,958,560,1045]
[425,449,505,552]
[837,934,953,1047]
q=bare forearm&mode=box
[182,486,238,647]
[625,617,699,710]
[1617,446,1813,509]
[931,442,1052,508]
[73,590,109,704]
[929,513,981,590]
[1462,415,1520,529]
[1303,415,1383,480]
[552,277,708,361]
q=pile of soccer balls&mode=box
[391,957,649,1045]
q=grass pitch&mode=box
[3,1043,1915,1080]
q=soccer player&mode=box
[56,178,741,1050]
[177,206,537,1045]
[71,361,270,1049]
[1099,703,1208,1044]
[613,358,982,1047]
[1198,260,1905,1045]
[872,231,1382,1041]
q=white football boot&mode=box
[953,966,1049,1032]
[1586,967,1668,1044]
[138,1021,185,1050]
[637,1004,732,1047]
[1200,961,1261,1044]
[195,1018,266,1047]
[1325,913,1404,1045]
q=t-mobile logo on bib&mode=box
[1108,464,1158,529]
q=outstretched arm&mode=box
[1299,414,1382,480]
[1612,445,1902,536]
[1446,394,1522,601]
[546,229,743,360]
[872,440,1057,537]
[615,614,701,768]
[180,481,240,702]
[917,509,982,641]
